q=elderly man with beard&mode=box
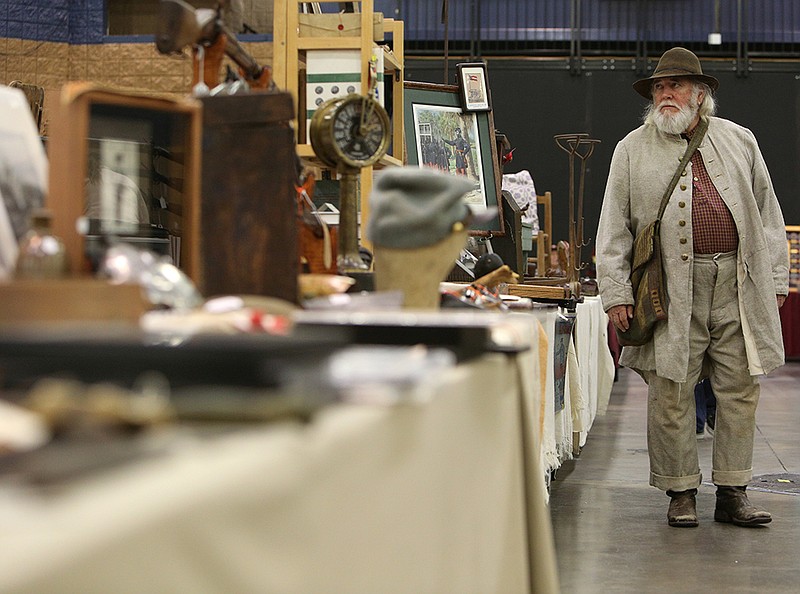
[596,47,789,528]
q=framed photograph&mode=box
[456,62,491,112]
[403,81,505,237]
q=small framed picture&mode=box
[456,62,491,112]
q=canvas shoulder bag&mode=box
[616,117,708,346]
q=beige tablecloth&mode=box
[0,333,559,594]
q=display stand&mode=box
[272,0,404,249]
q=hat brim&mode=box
[633,72,720,99]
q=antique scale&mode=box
[309,67,391,272]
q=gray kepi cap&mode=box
[367,167,487,249]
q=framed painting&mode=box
[403,81,504,237]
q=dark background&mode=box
[405,58,800,255]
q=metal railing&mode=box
[373,0,800,74]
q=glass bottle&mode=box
[14,208,68,279]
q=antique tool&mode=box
[473,264,519,290]
[156,0,274,91]
[309,93,391,273]
[553,133,600,296]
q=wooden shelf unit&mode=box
[273,1,404,245]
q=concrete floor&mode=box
[549,363,800,594]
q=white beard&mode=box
[650,99,698,135]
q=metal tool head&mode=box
[155,0,218,55]
[553,133,600,159]
[553,133,588,153]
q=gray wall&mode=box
[406,59,800,255]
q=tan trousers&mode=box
[644,251,760,492]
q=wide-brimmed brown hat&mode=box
[633,47,719,99]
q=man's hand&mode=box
[608,304,634,332]
[777,295,787,309]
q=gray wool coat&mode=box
[596,116,789,382]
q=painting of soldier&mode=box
[411,104,488,209]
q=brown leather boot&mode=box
[667,489,699,527]
[714,486,772,527]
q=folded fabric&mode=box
[502,169,539,232]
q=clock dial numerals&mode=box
[333,99,385,163]
[310,94,390,169]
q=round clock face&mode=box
[311,94,390,169]
[331,96,388,165]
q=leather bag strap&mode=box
[656,116,708,222]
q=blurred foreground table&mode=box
[0,317,559,594]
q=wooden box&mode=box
[197,92,299,303]
[46,84,299,304]
[47,83,202,278]
[0,279,148,328]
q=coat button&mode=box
[679,220,686,226]
[680,184,687,191]
[679,201,686,207]
[681,171,688,176]
[680,237,687,244]
[682,254,689,261]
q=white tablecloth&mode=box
[522,295,615,475]
[573,296,615,446]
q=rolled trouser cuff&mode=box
[650,471,702,493]
[712,469,753,486]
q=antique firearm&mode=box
[155,0,274,91]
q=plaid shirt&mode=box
[684,128,739,254]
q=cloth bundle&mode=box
[501,169,539,231]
